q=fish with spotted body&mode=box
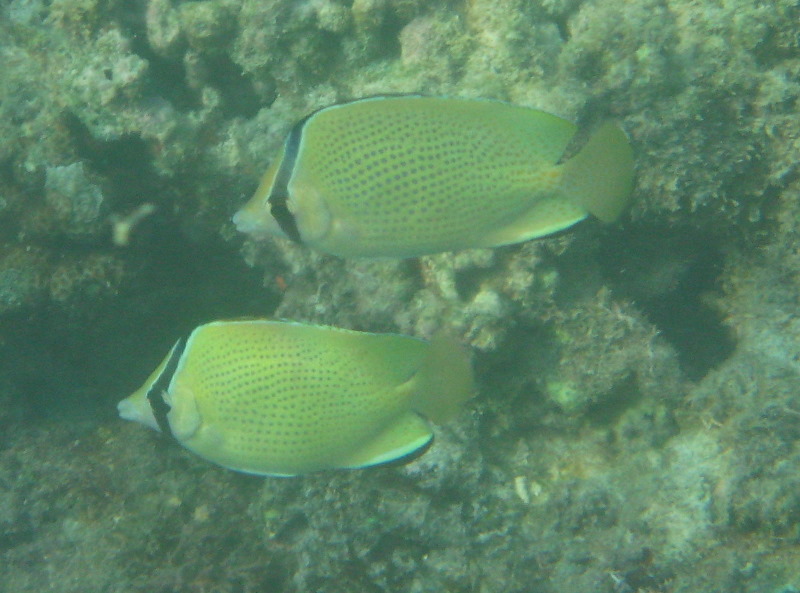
[234,96,635,258]
[117,320,474,476]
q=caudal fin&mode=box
[560,122,634,223]
[410,333,475,424]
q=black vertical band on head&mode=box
[268,116,310,244]
[146,337,186,439]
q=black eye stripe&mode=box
[268,116,310,244]
[146,337,186,439]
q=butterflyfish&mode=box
[233,96,634,258]
[117,320,474,476]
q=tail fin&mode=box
[410,332,475,424]
[560,122,635,223]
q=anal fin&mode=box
[477,194,587,248]
[338,413,433,469]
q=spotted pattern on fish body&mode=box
[234,96,634,258]
[118,320,474,476]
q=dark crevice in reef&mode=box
[454,266,496,302]
[203,54,263,119]
[0,217,280,424]
[142,51,202,113]
[115,1,263,117]
[374,11,405,60]
[117,0,202,113]
[62,112,166,212]
[58,112,179,247]
[599,226,736,381]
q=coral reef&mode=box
[1,0,800,592]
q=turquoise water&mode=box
[1,1,799,591]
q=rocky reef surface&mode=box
[1,1,799,592]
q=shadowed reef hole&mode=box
[0,222,280,426]
[0,112,279,429]
[116,1,262,117]
[599,226,736,381]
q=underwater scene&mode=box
[1,0,799,591]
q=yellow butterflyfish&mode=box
[118,320,474,476]
[234,96,634,258]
